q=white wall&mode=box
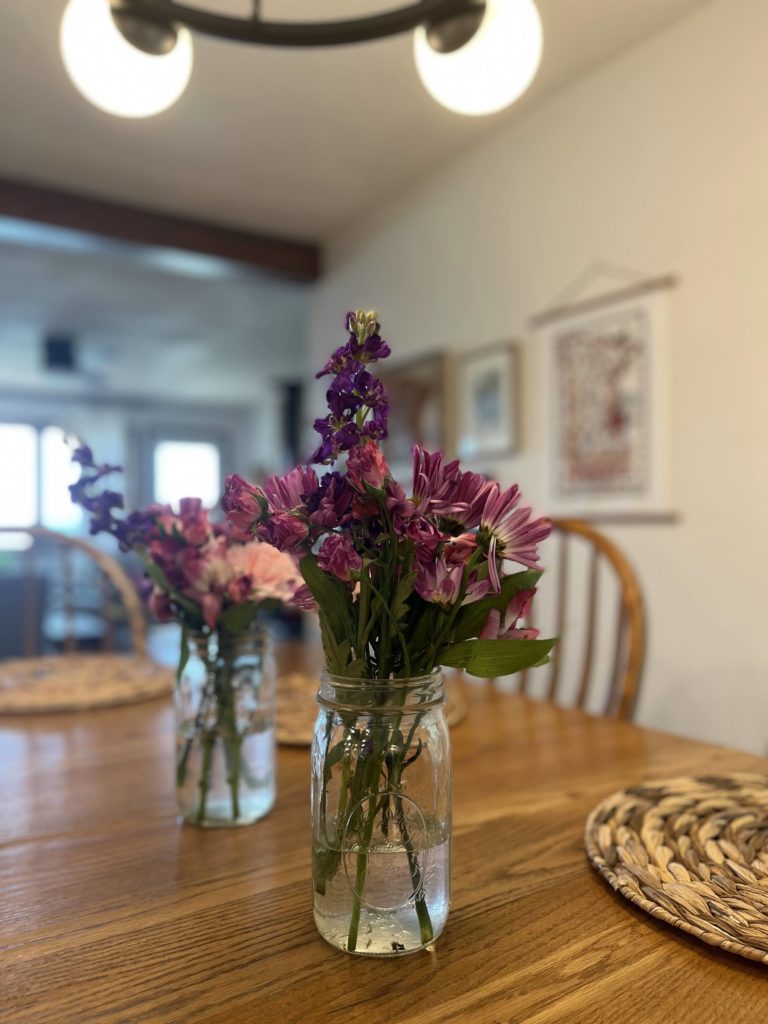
[308,0,768,753]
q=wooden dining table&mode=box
[2,681,766,1023]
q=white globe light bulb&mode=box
[414,0,542,117]
[60,0,193,119]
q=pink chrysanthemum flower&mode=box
[479,484,551,591]
[264,465,319,513]
[435,469,495,531]
[411,447,461,515]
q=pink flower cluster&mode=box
[140,499,301,629]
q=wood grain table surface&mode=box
[2,681,766,1024]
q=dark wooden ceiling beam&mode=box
[0,177,321,282]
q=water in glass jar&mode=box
[313,825,450,955]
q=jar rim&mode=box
[320,668,443,689]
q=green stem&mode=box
[214,643,240,823]
[224,735,242,821]
[195,732,215,824]
[364,577,411,676]
[393,791,433,945]
[357,578,371,669]
[347,772,380,953]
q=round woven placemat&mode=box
[0,654,174,713]
[276,672,468,746]
[585,773,768,965]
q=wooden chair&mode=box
[0,527,146,658]
[517,518,646,720]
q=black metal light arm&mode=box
[118,0,478,48]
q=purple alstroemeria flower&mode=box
[258,511,310,553]
[414,557,463,607]
[317,533,363,583]
[384,478,417,531]
[306,472,354,528]
[221,473,267,534]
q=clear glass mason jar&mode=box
[311,671,451,956]
[174,626,276,827]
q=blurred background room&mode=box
[0,0,766,752]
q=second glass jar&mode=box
[175,625,276,827]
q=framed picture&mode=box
[539,281,673,517]
[457,343,519,461]
[380,353,450,474]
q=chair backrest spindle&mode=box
[546,530,570,702]
[547,519,645,720]
[0,527,147,657]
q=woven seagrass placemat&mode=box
[585,773,768,965]
[0,654,174,713]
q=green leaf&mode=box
[176,623,190,684]
[143,560,201,618]
[390,571,416,632]
[145,560,171,590]
[439,637,555,677]
[301,555,353,641]
[218,602,257,634]
[452,570,543,643]
[319,615,346,675]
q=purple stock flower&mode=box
[83,489,124,535]
[362,405,388,441]
[68,444,127,540]
[71,444,95,467]
[317,533,362,583]
[311,310,391,464]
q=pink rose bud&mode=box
[346,442,390,492]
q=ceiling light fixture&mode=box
[59,0,542,119]
[60,0,193,118]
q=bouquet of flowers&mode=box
[70,446,301,824]
[223,310,554,952]
[222,310,552,681]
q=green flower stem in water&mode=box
[346,777,381,953]
[196,732,215,824]
[181,639,245,825]
[223,734,242,822]
[342,714,433,952]
[393,791,433,946]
